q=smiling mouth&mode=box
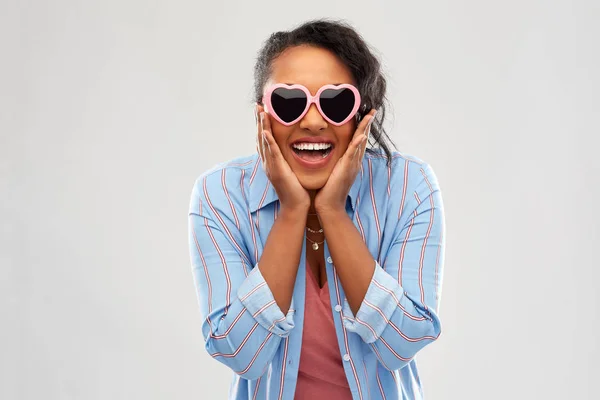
[291,146,333,161]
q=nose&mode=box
[298,103,327,132]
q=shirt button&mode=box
[334,304,342,312]
[327,256,333,263]
[342,354,351,362]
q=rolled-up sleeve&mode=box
[341,162,445,371]
[188,174,295,380]
[237,263,295,337]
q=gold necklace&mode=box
[306,235,324,251]
[306,226,323,234]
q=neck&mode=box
[307,190,317,213]
[306,189,320,230]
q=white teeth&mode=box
[292,142,332,151]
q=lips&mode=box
[290,136,334,145]
[289,143,335,169]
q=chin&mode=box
[283,152,334,191]
[296,172,329,191]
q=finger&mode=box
[261,112,280,158]
[262,128,271,157]
[260,112,272,153]
[261,109,273,136]
[352,135,368,161]
[346,113,372,155]
[255,104,261,151]
[348,122,369,159]
[361,113,374,155]
[257,108,267,163]
[262,126,284,161]
[256,115,262,159]
[353,109,377,141]
[256,104,264,136]
[358,133,368,165]
[354,110,376,161]
[259,113,270,170]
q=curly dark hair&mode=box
[253,18,397,165]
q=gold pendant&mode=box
[312,242,319,250]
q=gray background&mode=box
[2,0,599,399]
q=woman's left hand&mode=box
[314,109,377,214]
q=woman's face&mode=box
[264,45,358,191]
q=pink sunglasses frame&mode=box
[263,83,362,126]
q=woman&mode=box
[188,19,446,400]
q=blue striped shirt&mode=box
[188,148,446,399]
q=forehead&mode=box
[268,45,356,93]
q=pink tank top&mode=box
[295,259,353,399]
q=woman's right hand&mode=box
[255,104,310,213]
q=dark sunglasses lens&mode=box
[320,88,356,123]
[271,88,307,123]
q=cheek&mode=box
[334,125,356,152]
[271,124,293,151]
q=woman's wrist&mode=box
[315,204,346,218]
[315,204,346,220]
[278,203,310,221]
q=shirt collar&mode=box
[248,155,364,213]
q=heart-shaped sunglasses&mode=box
[262,83,362,126]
